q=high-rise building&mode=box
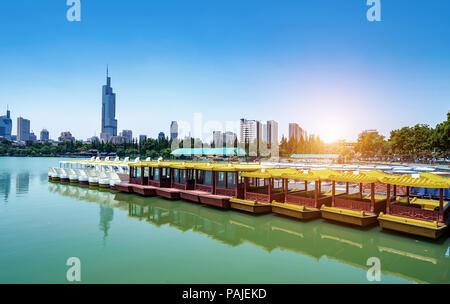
[17,117,30,142]
[223,131,237,147]
[213,131,222,147]
[239,119,261,144]
[40,129,49,142]
[139,135,147,143]
[266,120,279,145]
[289,123,307,141]
[120,130,133,143]
[58,131,75,143]
[101,67,117,138]
[0,107,12,140]
[170,121,178,140]
[158,132,166,141]
[261,123,267,144]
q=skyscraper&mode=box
[101,67,117,138]
[289,123,307,141]
[0,107,12,140]
[239,118,261,144]
[17,117,30,142]
[170,121,178,140]
[158,132,166,141]
[267,120,279,145]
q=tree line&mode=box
[0,137,173,159]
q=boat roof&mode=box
[241,168,299,179]
[380,172,450,189]
[282,169,341,181]
[129,161,266,172]
[171,148,247,156]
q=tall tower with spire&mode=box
[101,66,117,141]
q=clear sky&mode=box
[0,0,449,142]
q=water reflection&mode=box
[40,173,49,185]
[99,206,114,244]
[16,172,30,195]
[0,172,11,202]
[50,183,450,284]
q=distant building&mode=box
[213,131,223,147]
[29,132,37,142]
[360,129,378,137]
[58,131,75,143]
[110,136,126,144]
[100,132,111,143]
[223,131,237,147]
[289,123,307,141]
[40,129,49,142]
[170,121,178,140]
[120,130,133,143]
[240,118,261,144]
[139,135,147,143]
[87,136,100,143]
[158,132,166,141]
[261,123,267,144]
[0,107,12,140]
[17,117,31,142]
[266,120,278,145]
[101,67,117,138]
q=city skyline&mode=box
[0,1,449,142]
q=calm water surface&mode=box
[0,157,449,284]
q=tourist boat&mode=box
[193,163,263,208]
[119,161,265,208]
[320,170,393,227]
[229,168,296,214]
[271,169,344,220]
[377,173,450,239]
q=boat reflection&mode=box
[50,183,450,284]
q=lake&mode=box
[0,157,449,283]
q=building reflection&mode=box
[49,183,450,284]
[16,172,30,195]
[0,172,11,202]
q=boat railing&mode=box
[390,204,440,222]
[334,195,387,214]
[215,188,235,197]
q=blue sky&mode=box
[0,0,449,142]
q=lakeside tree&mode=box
[431,112,450,152]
